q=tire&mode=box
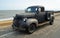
[49,15,54,25]
[12,24,17,31]
[26,24,36,34]
[49,19,54,25]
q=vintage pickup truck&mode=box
[12,6,54,34]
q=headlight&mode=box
[23,18,27,22]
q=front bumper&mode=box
[13,21,29,30]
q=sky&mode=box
[0,0,60,10]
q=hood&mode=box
[16,12,35,18]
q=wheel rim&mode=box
[28,24,36,33]
[50,18,54,25]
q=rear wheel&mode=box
[49,14,54,25]
[26,24,36,34]
[49,18,54,25]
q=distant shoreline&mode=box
[0,17,13,21]
[0,10,24,19]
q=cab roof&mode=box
[28,6,44,8]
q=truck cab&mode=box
[25,6,46,22]
[12,6,54,34]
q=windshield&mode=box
[26,7,38,13]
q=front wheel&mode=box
[26,24,36,34]
[12,24,18,31]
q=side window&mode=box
[38,8,41,12]
[36,8,38,11]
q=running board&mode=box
[38,21,49,26]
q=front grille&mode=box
[13,20,19,27]
[13,15,24,27]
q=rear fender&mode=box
[46,12,54,21]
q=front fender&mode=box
[26,18,38,26]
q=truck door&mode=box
[36,7,45,22]
[39,7,45,22]
[40,12,45,21]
